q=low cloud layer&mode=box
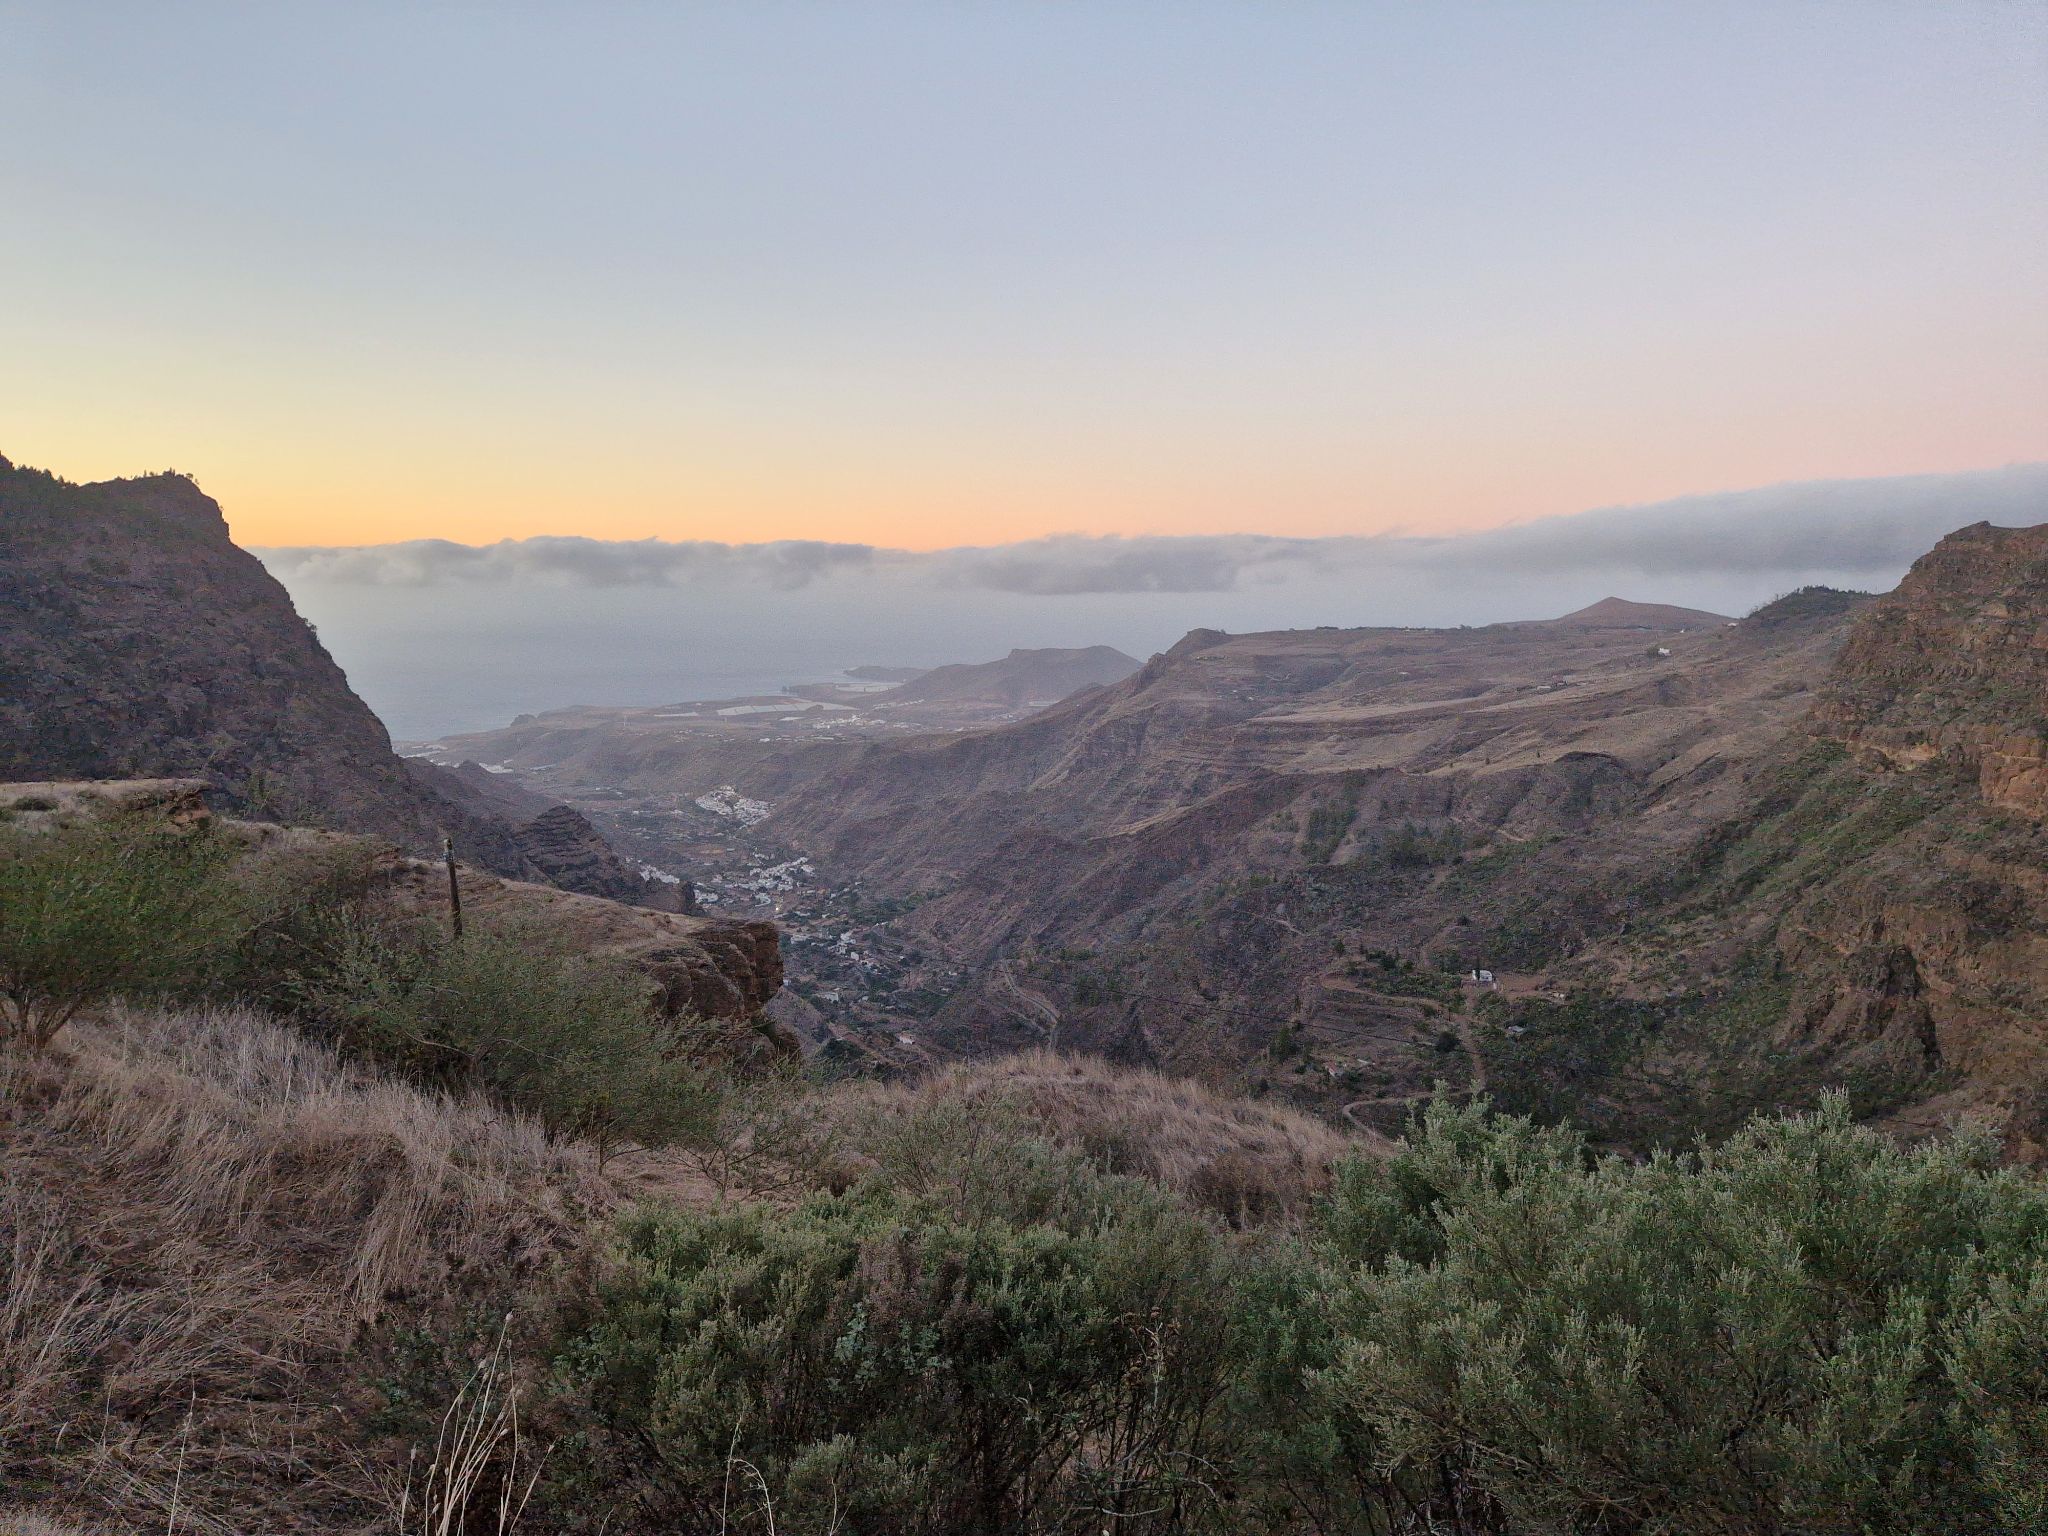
[260,465,2046,598]
[263,534,882,590]
[264,463,2046,739]
[1449,466,2048,579]
[929,534,1331,594]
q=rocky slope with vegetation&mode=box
[0,779,779,1023]
[0,455,670,906]
[480,520,2047,1161]
[755,584,1861,1107]
[7,545,2048,1531]
[1626,520,2048,1152]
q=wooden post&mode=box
[444,834,463,943]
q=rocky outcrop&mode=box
[517,805,679,905]
[1744,520,2048,1152]
[413,759,689,909]
[367,849,780,1020]
[0,455,667,905]
[1815,521,2048,820]
[0,777,218,827]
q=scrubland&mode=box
[5,812,2047,1534]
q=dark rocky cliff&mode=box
[1815,521,2048,820]
[1755,521,2048,1151]
[0,455,662,905]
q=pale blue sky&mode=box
[4,2,2044,549]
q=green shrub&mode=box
[301,915,725,1165]
[213,836,386,1009]
[555,1142,1255,1535]
[0,815,253,1045]
[1301,797,1357,864]
[1316,1094,2048,1534]
[1945,1262,2048,1531]
[1381,821,1463,869]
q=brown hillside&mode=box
[512,588,1861,1120]
[0,1002,615,1533]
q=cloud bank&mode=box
[264,463,2046,740]
[262,534,883,590]
[259,465,2047,598]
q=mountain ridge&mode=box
[0,456,679,909]
[875,645,1141,707]
[470,524,2047,1155]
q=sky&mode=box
[4,1,2046,551]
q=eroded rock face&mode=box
[1755,521,2048,1154]
[412,760,688,909]
[1816,520,2048,820]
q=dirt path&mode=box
[990,957,1062,1043]
[1339,1011,1488,1155]
[1336,1100,1406,1157]
[1460,1013,1489,1093]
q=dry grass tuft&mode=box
[0,1004,616,1535]
[828,1048,1358,1224]
[0,1513,103,1536]
[393,1322,541,1536]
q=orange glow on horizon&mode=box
[14,426,2044,554]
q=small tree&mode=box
[0,815,250,1046]
[300,914,731,1165]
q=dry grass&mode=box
[392,1323,541,1536]
[0,1513,106,1536]
[0,1004,616,1535]
[0,1010,1357,1532]
[825,1048,1359,1224]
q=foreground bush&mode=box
[1320,1095,2048,1534]
[555,1132,1262,1536]
[544,1092,2048,1535]
[0,815,252,1045]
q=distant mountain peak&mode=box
[1550,596,1733,628]
[880,645,1141,707]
